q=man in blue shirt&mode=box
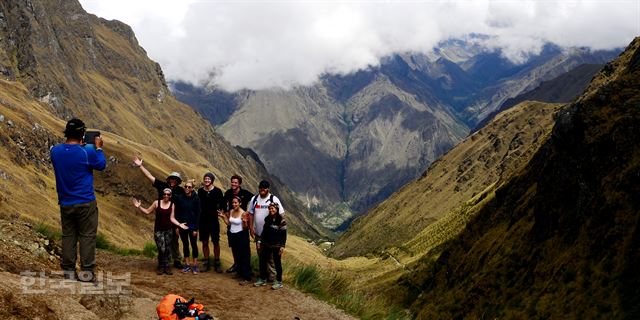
[51,118,106,282]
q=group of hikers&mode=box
[50,118,287,290]
[131,157,287,289]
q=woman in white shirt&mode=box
[219,196,252,284]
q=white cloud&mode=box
[80,0,639,91]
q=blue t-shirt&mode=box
[50,143,106,206]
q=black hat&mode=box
[204,172,216,182]
[258,180,270,189]
[64,118,86,137]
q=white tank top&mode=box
[229,214,244,233]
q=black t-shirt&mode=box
[198,186,223,223]
[152,179,185,203]
[223,187,254,212]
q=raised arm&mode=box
[133,198,158,215]
[132,156,156,183]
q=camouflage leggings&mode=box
[154,230,173,267]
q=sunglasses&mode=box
[163,193,171,196]
[185,186,193,189]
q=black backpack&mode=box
[251,194,277,210]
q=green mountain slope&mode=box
[401,37,640,319]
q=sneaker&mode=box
[238,279,251,286]
[271,281,283,290]
[226,264,237,273]
[181,265,191,273]
[192,265,199,274]
[254,278,267,287]
[163,266,173,275]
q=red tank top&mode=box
[155,201,174,231]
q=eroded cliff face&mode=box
[176,39,617,228]
[401,38,640,319]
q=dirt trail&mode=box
[0,219,355,320]
[97,251,354,320]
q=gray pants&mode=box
[60,201,98,272]
[256,235,276,281]
[154,230,173,267]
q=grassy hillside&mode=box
[332,100,564,258]
[0,0,327,240]
[399,38,640,319]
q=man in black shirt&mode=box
[198,172,224,272]
[133,156,184,269]
[222,174,254,273]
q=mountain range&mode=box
[0,0,637,318]
[174,41,619,229]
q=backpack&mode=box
[251,194,276,210]
[156,294,213,320]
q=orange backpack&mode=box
[156,294,205,320]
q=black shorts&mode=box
[198,218,220,244]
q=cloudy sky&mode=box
[79,0,639,91]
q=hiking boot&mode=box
[181,265,191,273]
[226,264,237,273]
[163,266,173,275]
[192,265,199,274]
[214,259,223,273]
[173,260,183,269]
[238,279,251,286]
[203,260,211,272]
[254,278,267,287]
[156,267,164,275]
[271,280,283,290]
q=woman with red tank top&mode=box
[133,188,187,275]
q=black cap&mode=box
[258,180,270,189]
[204,172,216,182]
[64,118,86,137]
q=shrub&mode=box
[96,233,142,256]
[34,222,61,241]
[95,233,113,250]
[286,263,414,319]
[143,242,157,258]
[292,265,322,295]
